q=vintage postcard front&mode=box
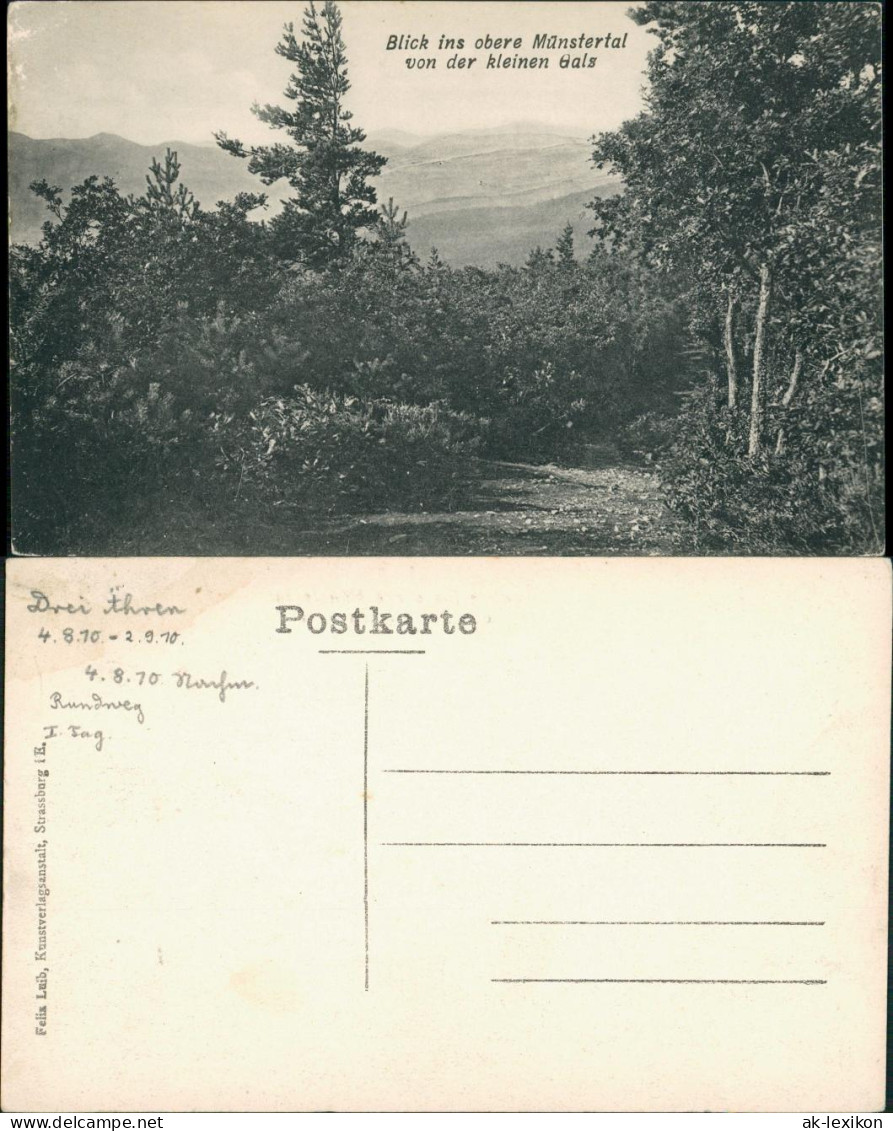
[2,557,889,1111]
[7,1,883,557]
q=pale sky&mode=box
[8,0,652,144]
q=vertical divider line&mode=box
[364,662,370,991]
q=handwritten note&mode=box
[3,558,889,1111]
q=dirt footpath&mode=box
[284,445,693,556]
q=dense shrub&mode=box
[484,364,587,460]
[253,246,689,453]
[11,298,281,552]
[215,386,483,515]
[660,376,884,554]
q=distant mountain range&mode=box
[8,124,620,267]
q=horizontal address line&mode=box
[493,979,827,985]
[492,920,825,926]
[384,769,830,776]
[383,842,826,848]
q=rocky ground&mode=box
[275,444,694,556]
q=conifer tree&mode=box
[555,222,575,266]
[375,197,417,269]
[216,1,385,266]
[142,150,199,223]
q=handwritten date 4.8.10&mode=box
[83,666,257,702]
[85,666,161,686]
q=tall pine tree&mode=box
[216,1,385,266]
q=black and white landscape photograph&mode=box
[8,0,883,555]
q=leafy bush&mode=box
[661,380,883,554]
[216,385,483,516]
[484,364,587,460]
[11,299,282,551]
[253,246,690,456]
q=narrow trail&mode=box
[282,442,692,555]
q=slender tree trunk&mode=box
[774,350,802,455]
[780,349,802,407]
[723,292,738,409]
[748,263,772,457]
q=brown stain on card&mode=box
[229,961,302,1013]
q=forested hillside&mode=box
[9,125,616,266]
[9,0,882,556]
